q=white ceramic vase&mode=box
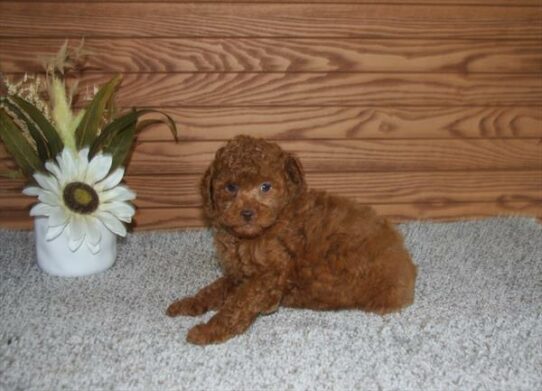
[34,216,117,277]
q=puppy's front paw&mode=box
[186,323,233,345]
[166,297,207,317]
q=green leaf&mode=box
[75,74,122,149]
[135,109,178,141]
[135,119,164,133]
[103,121,136,172]
[3,99,50,162]
[89,109,137,158]
[10,95,64,157]
[88,107,178,171]
[0,169,24,179]
[0,109,43,177]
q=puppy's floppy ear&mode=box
[285,153,306,194]
[200,164,215,218]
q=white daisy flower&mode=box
[23,148,136,254]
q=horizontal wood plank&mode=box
[378,201,542,222]
[15,1,542,5]
[2,139,541,175]
[2,201,540,231]
[2,38,541,73]
[24,73,540,107]
[113,139,542,175]
[131,106,542,140]
[1,102,540,140]
[1,3,540,39]
[2,171,540,209]
[108,171,542,207]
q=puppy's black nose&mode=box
[241,209,254,222]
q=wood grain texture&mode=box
[125,171,542,208]
[2,38,541,73]
[1,104,540,141]
[2,171,540,209]
[2,201,540,231]
[51,72,542,107]
[3,139,540,175]
[0,1,541,228]
[116,139,542,175]
[127,106,542,141]
[1,3,540,39]
[13,1,542,5]
[0,102,539,141]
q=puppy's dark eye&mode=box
[260,182,272,193]
[225,183,239,193]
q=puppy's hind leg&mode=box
[359,248,417,315]
[166,277,235,317]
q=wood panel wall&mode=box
[1,0,541,230]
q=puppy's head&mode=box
[201,135,305,238]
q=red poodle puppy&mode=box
[167,135,417,345]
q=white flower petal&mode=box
[100,185,136,203]
[48,206,69,227]
[118,215,132,224]
[86,154,113,185]
[85,215,102,245]
[30,203,54,217]
[68,235,85,252]
[45,223,67,241]
[87,241,101,255]
[115,212,133,223]
[57,149,90,187]
[96,167,125,191]
[22,186,42,197]
[45,160,63,182]
[66,216,85,252]
[52,156,66,186]
[78,147,90,161]
[33,172,58,193]
[70,215,85,240]
[96,211,127,237]
[38,190,61,206]
[59,148,77,182]
[76,148,90,179]
[100,201,135,222]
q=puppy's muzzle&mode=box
[241,209,255,222]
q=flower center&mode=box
[63,182,99,214]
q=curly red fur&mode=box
[167,135,417,345]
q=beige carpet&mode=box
[1,217,541,390]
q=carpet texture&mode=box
[0,217,541,390]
